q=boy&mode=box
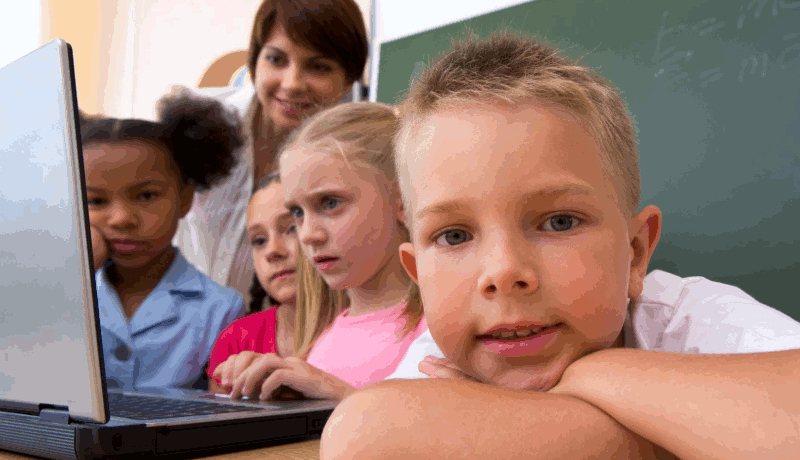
[320,33,800,459]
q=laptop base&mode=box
[0,408,330,460]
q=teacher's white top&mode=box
[172,85,259,301]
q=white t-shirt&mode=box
[624,270,800,353]
[387,270,800,380]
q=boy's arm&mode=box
[550,348,800,460]
[320,379,667,460]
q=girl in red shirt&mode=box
[207,173,298,392]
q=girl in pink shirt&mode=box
[221,102,429,400]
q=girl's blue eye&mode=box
[545,215,577,232]
[435,229,472,247]
[286,224,297,234]
[291,207,304,219]
[251,236,267,248]
[322,197,340,211]
[266,54,282,65]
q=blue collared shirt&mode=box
[95,250,245,391]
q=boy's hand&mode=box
[89,225,109,270]
[212,351,263,390]
[418,356,478,382]
[229,354,354,401]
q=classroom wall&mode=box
[0,2,42,69]
[28,0,372,120]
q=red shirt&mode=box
[206,307,277,383]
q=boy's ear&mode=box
[399,242,419,284]
[627,205,662,299]
[179,185,195,218]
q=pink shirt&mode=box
[306,303,428,388]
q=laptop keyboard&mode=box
[108,392,262,421]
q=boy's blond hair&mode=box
[278,102,424,356]
[395,31,640,217]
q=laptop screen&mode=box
[0,40,107,423]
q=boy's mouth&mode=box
[477,324,562,358]
[479,323,560,339]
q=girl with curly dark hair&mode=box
[81,95,247,390]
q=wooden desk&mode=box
[0,440,320,460]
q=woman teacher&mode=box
[173,0,368,306]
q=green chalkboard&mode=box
[377,0,800,320]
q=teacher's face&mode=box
[254,24,353,131]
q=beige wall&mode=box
[43,0,103,114]
[39,0,372,119]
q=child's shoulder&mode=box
[218,307,278,339]
[629,270,800,353]
[167,251,244,312]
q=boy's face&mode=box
[399,102,660,391]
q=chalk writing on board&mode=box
[692,18,725,36]
[653,11,692,86]
[699,67,724,87]
[739,0,800,29]
[778,32,800,68]
[739,53,769,82]
[653,3,799,90]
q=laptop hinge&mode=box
[39,406,73,424]
[0,400,41,416]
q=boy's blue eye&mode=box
[266,54,282,65]
[291,207,304,219]
[286,224,297,234]
[87,197,105,206]
[546,215,576,232]
[322,197,340,211]
[435,229,472,247]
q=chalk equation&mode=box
[653,1,800,90]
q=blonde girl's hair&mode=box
[281,102,424,357]
[395,30,641,217]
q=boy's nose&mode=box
[478,239,538,298]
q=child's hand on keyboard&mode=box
[213,351,264,391]
[228,355,354,401]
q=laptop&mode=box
[0,40,337,459]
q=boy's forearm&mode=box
[320,379,663,460]
[552,348,800,460]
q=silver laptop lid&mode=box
[0,39,107,424]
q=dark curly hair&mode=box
[79,94,243,192]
